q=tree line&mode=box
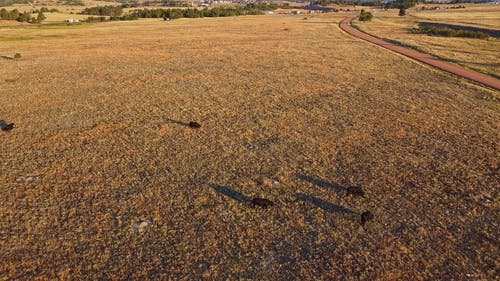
[0,3,280,24]
[312,0,418,9]
[81,3,279,19]
[0,8,46,23]
[33,7,60,13]
[80,5,123,16]
[0,0,31,7]
[129,3,278,20]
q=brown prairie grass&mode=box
[415,4,500,29]
[355,4,500,78]
[0,14,499,280]
[1,0,122,13]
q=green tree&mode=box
[37,11,46,22]
[359,10,373,21]
[0,8,8,19]
[17,11,30,22]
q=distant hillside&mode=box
[0,0,32,7]
[310,0,498,4]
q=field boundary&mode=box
[339,16,500,91]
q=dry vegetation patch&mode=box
[355,5,500,78]
[0,14,499,279]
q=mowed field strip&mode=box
[1,14,499,280]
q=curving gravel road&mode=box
[339,16,500,91]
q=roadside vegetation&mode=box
[412,25,490,39]
[358,10,373,21]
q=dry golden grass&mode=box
[1,5,83,14]
[414,4,500,29]
[0,14,499,280]
[42,12,90,22]
[1,0,120,13]
[355,5,500,78]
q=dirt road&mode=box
[339,16,500,91]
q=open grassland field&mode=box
[414,4,499,29]
[1,14,499,280]
[0,0,118,12]
[42,12,90,22]
[354,5,500,78]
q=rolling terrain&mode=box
[1,12,499,280]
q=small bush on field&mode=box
[399,8,406,16]
[412,26,489,39]
[14,53,21,59]
[359,10,373,22]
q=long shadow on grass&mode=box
[0,120,10,130]
[298,174,343,192]
[296,193,354,214]
[166,118,191,127]
[210,184,250,203]
[1,56,13,60]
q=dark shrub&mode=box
[359,10,373,21]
